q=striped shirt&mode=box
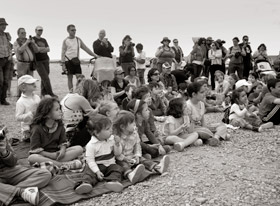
[0,33,11,58]
[86,135,121,173]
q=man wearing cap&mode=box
[0,18,12,105]
[61,24,98,92]
[159,62,178,92]
[93,29,114,58]
[33,26,56,97]
[239,35,252,79]
[14,27,39,97]
[171,39,184,69]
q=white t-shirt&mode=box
[63,37,81,60]
[135,51,146,69]
[229,103,248,120]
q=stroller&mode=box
[254,60,276,78]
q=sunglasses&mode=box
[117,72,124,75]
[243,39,248,41]
[153,73,160,76]
[173,41,178,43]
[71,29,76,31]
[37,29,43,31]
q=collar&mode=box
[91,135,114,143]
[21,93,34,98]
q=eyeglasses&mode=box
[243,39,248,41]
[71,29,76,31]
[20,32,26,34]
[37,29,43,31]
[153,73,160,76]
[173,41,178,43]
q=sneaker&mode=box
[74,182,92,195]
[174,142,184,152]
[21,187,39,205]
[155,155,170,174]
[104,181,124,193]
[127,164,145,184]
[158,145,167,155]
[206,138,220,146]
[0,100,10,105]
[62,159,82,170]
[261,122,273,129]
[163,145,172,153]
[193,139,203,146]
[252,126,262,132]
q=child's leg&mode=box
[99,164,123,182]
[208,123,227,140]
[140,142,159,158]
[116,160,132,177]
[58,146,83,162]
[139,157,158,171]
[165,132,198,151]
[67,74,74,92]
[28,154,64,166]
[193,127,213,140]
[0,182,22,205]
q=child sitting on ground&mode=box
[127,99,171,158]
[0,126,52,205]
[163,98,200,152]
[85,114,125,193]
[229,88,273,131]
[122,85,136,110]
[187,82,229,146]
[248,82,263,105]
[100,80,115,102]
[147,82,167,116]
[259,78,280,125]
[16,75,41,142]
[177,83,188,100]
[28,98,84,170]
[99,101,120,123]
[113,110,170,183]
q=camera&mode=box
[130,42,135,47]
[0,127,7,141]
[206,95,216,101]
[235,52,241,58]
[61,71,68,75]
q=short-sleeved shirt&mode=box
[33,37,49,61]
[186,100,205,126]
[135,51,146,69]
[259,93,277,119]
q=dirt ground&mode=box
[0,64,279,206]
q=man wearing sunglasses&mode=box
[240,35,252,79]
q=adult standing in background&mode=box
[33,26,56,97]
[0,18,12,105]
[135,43,146,85]
[171,39,184,69]
[119,35,135,76]
[240,35,252,79]
[61,24,98,92]
[155,37,175,73]
[216,39,227,74]
[203,37,213,77]
[93,29,114,58]
[190,38,206,81]
[14,28,39,96]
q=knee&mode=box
[72,145,84,155]
[28,154,41,164]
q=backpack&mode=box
[222,106,230,124]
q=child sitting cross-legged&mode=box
[113,110,170,183]
[85,114,125,193]
[28,98,84,170]
[16,75,41,142]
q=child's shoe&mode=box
[74,181,93,194]
[206,137,220,146]
[21,187,39,205]
[62,159,82,170]
[174,142,184,152]
[193,139,203,146]
[155,155,170,174]
[127,164,145,184]
[261,122,273,129]
[163,145,172,153]
[104,181,124,193]
[220,134,231,141]
[252,126,262,132]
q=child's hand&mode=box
[0,139,8,156]
[132,156,140,164]
[239,104,245,110]
[56,147,66,161]
[127,158,136,166]
[96,171,104,180]
[181,122,189,130]
[114,135,121,144]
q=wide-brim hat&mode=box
[0,18,8,25]
[161,37,171,44]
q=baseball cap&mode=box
[162,62,171,69]
[235,79,251,89]
[35,26,43,31]
[114,67,124,75]
[18,75,38,86]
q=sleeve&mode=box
[29,126,44,154]
[108,41,114,53]
[61,39,67,62]
[119,46,125,56]
[144,121,160,144]
[230,104,248,117]
[13,41,21,54]
[93,40,102,54]
[172,75,178,91]
[190,47,197,55]
[15,101,33,122]
[44,39,49,47]
[115,140,125,161]
[0,143,17,167]
[58,126,67,148]
[85,143,100,173]
[133,133,142,157]
[208,50,215,60]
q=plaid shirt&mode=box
[0,33,11,58]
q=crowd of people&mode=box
[1,17,280,205]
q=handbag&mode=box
[65,37,80,65]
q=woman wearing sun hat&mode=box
[155,37,175,73]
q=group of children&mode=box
[2,62,280,205]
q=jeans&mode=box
[228,63,244,79]
[97,164,123,182]
[209,64,223,90]
[0,58,11,102]
[36,60,54,96]
[191,64,203,82]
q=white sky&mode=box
[3,0,280,59]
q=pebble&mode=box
[195,197,208,204]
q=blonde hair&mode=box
[99,100,118,116]
[75,79,100,102]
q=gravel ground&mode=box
[1,64,279,206]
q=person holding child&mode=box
[16,75,41,142]
[28,98,84,170]
[113,110,170,183]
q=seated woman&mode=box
[111,67,129,107]
[61,79,100,147]
[124,65,141,87]
[147,68,165,89]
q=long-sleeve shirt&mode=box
[149,95,166,116]
[0,143,17,169]
[119,45,135,63]
[85,135,121,173]
[208,49,222,65]
[116,131,142,161]
[15,93,41,132]
[93,39,114,58]
[229,103,248,120]
[136,120,160,144]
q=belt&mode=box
[18,60,33,63]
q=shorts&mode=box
[65,61,82,75]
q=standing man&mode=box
[240,35,252,79]
[171,39,184,70]
[93,29,114,58]
[0,18,12,105]
[33,26,56,97]
[14,28,38,96]
[135,43,146,85]
[61,24,98,92]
